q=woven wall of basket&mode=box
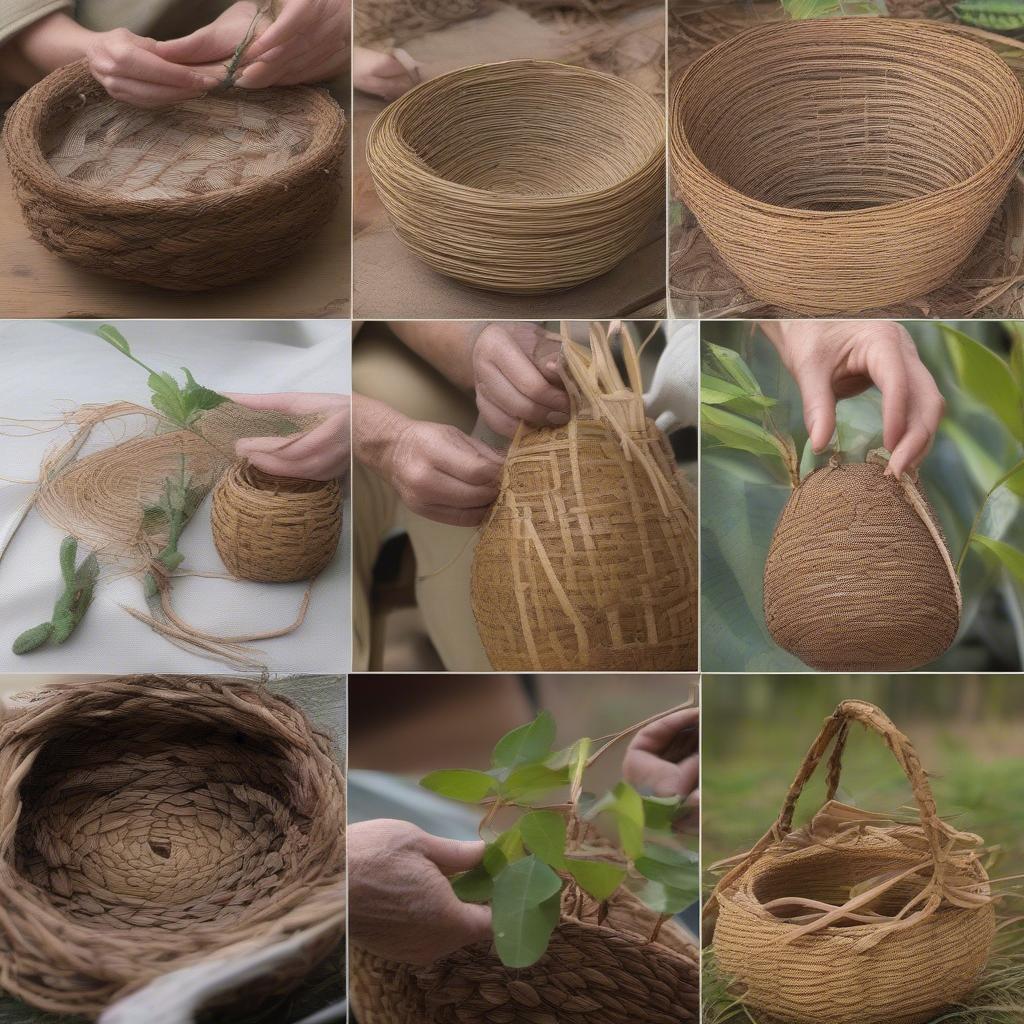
[2,61,346,290]
[351,886,699,1024]
[0,675,346,1019]
[211,462,343,583]
[707,700,996,1024]
[762,454,961,672]
[367,60,664,294]
[669,18,1024,315]
[471,323,697,671]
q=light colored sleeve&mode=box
[644,320,700,435]
[0,0,72,48]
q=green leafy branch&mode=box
[141,455,206,598]
[420,708,698,969]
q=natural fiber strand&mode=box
[355,0,487,44]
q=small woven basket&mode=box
[0,675,346,1019]
[3,61,346,290]
[351,886,699,1023]
[211,463,342,583]
[669,18,1024,314]
[367,60,664,294]
[709,700,996,1024]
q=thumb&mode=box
[794,365,837,454]
[424,836,486,876]
[152,24,233,65]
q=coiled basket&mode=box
[3,61,346,290]
[367,60,665,294]
[708,700,996,1024]
[670,19,1024,314]
[211,463,342,583]
[0,675,346,1019]
[351,887,699,1023]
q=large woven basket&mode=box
[351,886,699,1023]
[670,18,1024,315]
[0,675,345,1019]
[211,463,342,582]
[367,60,664,294]
[709,700,996,1024]
[3,61,346,290]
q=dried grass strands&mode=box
[707,700,996,1024]
[355,0,486,44]
[367,60,664,294]
[669,18,1024,315]
[3,61,346,290]
[0,675,345,1020]
[471,322,697,671]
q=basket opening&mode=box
[240,464,333,494]
[42,90,318,201]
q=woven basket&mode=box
[709,700,996,1024]
[762,455,961,671]
[669,18,1024,315]
[3,61,346,290]
[351,886,699,1023]
[0,675,346,1019]
[211,463,342,583]
[366,60,664,294]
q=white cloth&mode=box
[0,319,351,675]
[644,320,699,434]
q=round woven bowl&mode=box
[670,19,1024,314]
[367,59,665,294]
[211,463,342,583]
[0,675,345,1018]
[3,61,346,290]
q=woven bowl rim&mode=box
[368,58,665,206]
[4,59,346,216]
[670,17,1024,221]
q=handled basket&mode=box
[3,61,346,290]
[0,675,346,1019]
[708,700,996,1024]
[367,60,665,294]
[670,18,1024,314]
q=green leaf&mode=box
[701,405,787,460]
[96,324,131,354]
[491,856,562,968]
[500,763,570,802]
[701,374,777,417]
[635,842,698,887]
[782,0,886,16]
[485,827,524,872]
[566,858,626,902]
[971,535,1024,586]
[632,878,695,916]
[181,368,226,414]
[705,342,763,395]
[451,864,494,904]
[74,553,100,586]
[519,811,567,869]
[642,796,683,832]
[954,0,1024,30]
[941,325,1024,443]
[419,769,496,803]
[492,711,556,770]
[590,782,645,859]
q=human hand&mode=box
[348,819,492,965]
[228,392,350,480]
[623,708,699,829]
[761,320,945,479]
[353,46,419,100]
[471,322,569,438]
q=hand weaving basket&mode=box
[669,18,1024,315]
[3,61,346,290]
[762,454,961,671]
[366,60,664,294]
[211,463,342,582]
[0,675,345,1019]
[351,886,699,1023]
[708,700,996,1024]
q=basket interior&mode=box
[42,90,318,201]
[242,464,334,495]
[682,28,1019,211]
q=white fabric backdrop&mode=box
[0,319,351,675]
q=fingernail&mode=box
[547,411,569,426]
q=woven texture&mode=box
[355,0,485,43]
[669,18,1024,315]
[0,675,345,1019]
[367,60,664,294]
[709,700,996,1024]
[211,463,342,583]
[763,457,961,671]
[351,887,699,1023]
[3,61,346,290]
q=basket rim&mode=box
[670,17,1024,222]
[368,58,665,205]
[3,59,346,215]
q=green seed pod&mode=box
[49,610,76,645]
[59,536,78,587]
[13,621,53,655]
[954,0,1024,29]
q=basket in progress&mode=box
[351,887,699,1023]
[3,61,346,290]
[708,700,996,1024]
[0,675,346,1019]
[367,60,664,294]
[670,19,1024,315]
[211,463,342,583]
[762,455,961,671]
